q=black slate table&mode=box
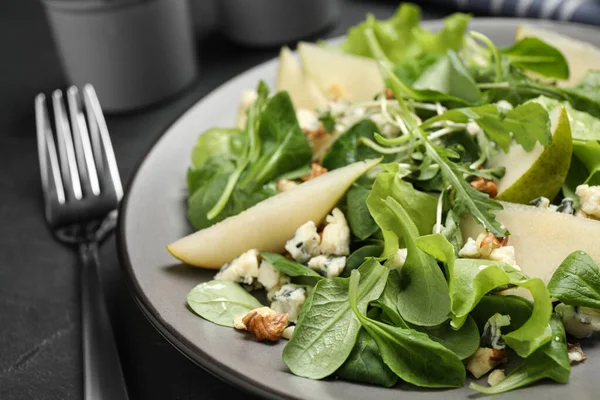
[0,1,450,399]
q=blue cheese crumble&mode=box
[320,208,350,256]
[308,255,346,278]
[257,259,290,291]
[270,284,307,322]
[214,249,260,286]
[285,221,321,263]
[576,184,600,219]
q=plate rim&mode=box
[116,17,600,400]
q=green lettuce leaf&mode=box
[548,250,600,309]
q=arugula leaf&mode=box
[548,250,600,309]
[349,270,466,388]
[336,329,398,387]
[282,260,388,379]
[239,90,312,188]
[500,37,569,80]
[413,50,481,103]
[187,280,262,327]
[379,198,450,326]
[342,244,384,278]
[340,3,469,65]
[470,314,570,394]
[260,252,323,281]
[322,120,382,170]
[502,102,551,151]
[346,185,379,240]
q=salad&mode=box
[167,4,600,395]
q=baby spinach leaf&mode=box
[190,127,246,171]
[500,37,569,80]
[349,271,466,388]
[336,329,398,387]
[470,295,533,334]
[501,102,551,152]
[548,250,600,309]
[379,198,450,326]
[572,140,600,185]
[346,185,379,240]
[186,280,262,327]
[470,314,570,394]
[260,252,323,281]
[413,50,481,103]
[322,120,381,170]
[282,259,388,379]
[342,245,384,278]
[239,90,312,189]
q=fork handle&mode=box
[80,241,129,400]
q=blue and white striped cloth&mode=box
[430,0,600,25]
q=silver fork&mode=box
[35,85,129,400]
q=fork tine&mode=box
[67,86,101,196]
[83,85,123,201]
[52,90,83,200]
[36,94,66,205]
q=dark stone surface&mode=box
[0,1,448,399]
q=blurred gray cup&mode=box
[42,0,198,113]
[217,0,341,47]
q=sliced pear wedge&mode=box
[515,25,600,87]
[167,158,382,268]
[462,201,600,299]
[487,105,572,204]
[276,46,328,110]
[297,42,385,102]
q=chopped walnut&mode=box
[237,307,289,342]
[276,179,298,192]
[477,232,508,258]
[303,126,328,141]
[568,343,587,364]
[470,177,498,198]
[301,162,328,181]
[384,88,394,100]
[465,347,507,379]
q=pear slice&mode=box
[462,201,600,298]
[167,159,381,268]
[276,46,328,110]
[515,25,600,87]
[297,42,385,103]
[487,105,572,204]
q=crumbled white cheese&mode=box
[556,303,600,339]
[487,369,506,387]
[214,249,260,286]
[296,108,320,131]
[576,184,600,219]
[308,255,346,278]
[285,221,321,263]
[465,347,507,379]
[483,314,511,350]
[320,208,350,256]
[276,179,298,192]
[530,196,551,209]
[489,246,516,266]
[282,325,295,340]
[466,121,483,137]
[458,237,481,258]
[270,284,307,322]
[495,100,513,113]
[257,259,290,291]
[389,248,408,270]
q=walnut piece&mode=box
[240,307,288,341]
[568,343,587,364]
[303,126,328,141]
[479,232,509,249]
[470,177,498,198]
[301,162,328,181]
[465,347,507,379]
[384,88,394,100]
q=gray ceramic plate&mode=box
[118,18,600,400]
